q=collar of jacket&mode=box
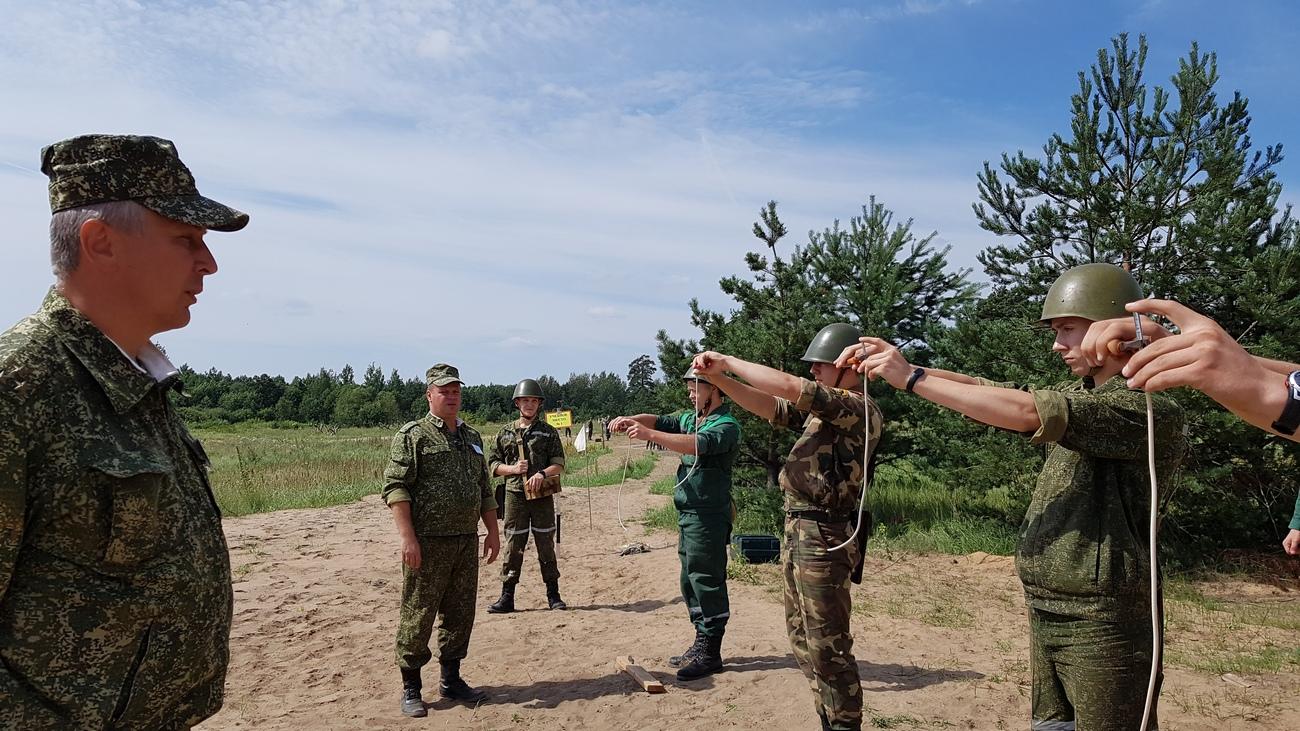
[43,288,179,414]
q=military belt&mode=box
[785,509,851,524]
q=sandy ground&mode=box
[199,437,1299,731]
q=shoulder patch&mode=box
[398,420,421,434]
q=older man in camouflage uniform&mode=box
[842,264,1187,731]
[486,378,566,614]
[0,135,248,729]
[693,323,882,731]
[384,363,500,717]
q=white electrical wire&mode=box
[1139,391,1161,731]
[616,410,704,534]
[828,387,870,553]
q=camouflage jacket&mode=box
[0,289,232,730]
[771,379,884,517]
[383,413,496,536]
[487,419,566,494]
[654,404,741,514]
[980,377,1187,621]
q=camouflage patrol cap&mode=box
[426,363,466,387]
[40,134,249,232]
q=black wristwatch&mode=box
[1270,370,1300,436]
[905,367,926,393]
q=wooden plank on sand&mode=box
[616,655,666,693]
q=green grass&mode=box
[563,450,657,487]
[197,423,396,517]
[1163,574,1300,676]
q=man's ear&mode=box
[78,218,116,269]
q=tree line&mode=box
[176,356,665,428]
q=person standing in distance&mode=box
[383,363,501,717]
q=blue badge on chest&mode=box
[471,444,483,455]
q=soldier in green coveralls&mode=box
[383,363,501,718]
[693,324,883,731]
[1,134,248,730]
[610,367,741,681]
[486,378,567,613]
[840,264,1187,731]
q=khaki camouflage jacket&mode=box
[980,377,1187,621]
[487,419,565,493]
[383,413,496,536]
[0,289,232,730]
[771,379,884,517]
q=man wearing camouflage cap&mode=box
[383,363,501,717]
[610,367,741,682]
[486,378,567,614]
[841,264,1187,730]
[692,324,882,731]
[0,134,248,728]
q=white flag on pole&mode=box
[573,424,587,452]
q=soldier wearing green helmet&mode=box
[838,263,1186,731]
[486,378,567,613]
[691,323,884,731]
[609,366,741,681]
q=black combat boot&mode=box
[399,668,426,717]
[439,659,488,703]
[818,710,832,731]
[675,633,723,680]
[487,582,515,614]
[667,631,707,668]
[545,579,567,610]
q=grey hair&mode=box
[49,200,147,278]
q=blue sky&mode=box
[2,0,1297,386]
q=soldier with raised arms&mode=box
[840,264,1187,731]
[486,378,567,613]
[691,324,882,731]
[610,367,741,681]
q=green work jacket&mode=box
[655,404,741,515]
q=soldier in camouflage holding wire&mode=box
[692,323,882,731]
[0,134,248,729]
[383,363,501,718]
[486,378,567,613]
[838,264,1187,731]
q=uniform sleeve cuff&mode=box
[385,489,412,506]
[1028,389,1068,444]
[793,377,818,412]
[549,456,566,467]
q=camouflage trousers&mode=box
[396,534,479,670]
[500,492,559,584]
[1030,608,1160,731]
[783,516,861,731]
[678,512,731,638]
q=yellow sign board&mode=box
[545,409,573,429]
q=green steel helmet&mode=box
[1039,263,1144,324]
[682,366,712,386]
[512,378,545,401]
[801,323,862,364]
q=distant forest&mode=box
[174,354,669,428]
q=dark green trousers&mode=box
[1030,608,1160,731]
[678,511,731,638]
